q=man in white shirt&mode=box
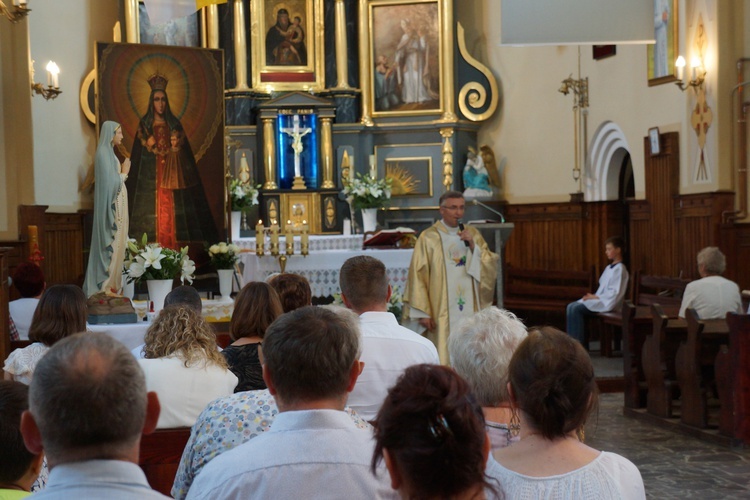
[339,255,439,421]
[186,307,396,499]
[20,332,167,499]
[679,247,742,319]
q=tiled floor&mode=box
[586,393,750,499]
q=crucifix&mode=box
[280,114,312,190]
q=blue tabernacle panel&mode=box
[276,113,319,189]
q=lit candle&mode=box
[285,220,294,254]
[28,225,38,243]
[690,56,702,81]
[675,56,685,82]
[255,220,264,256]
[301,220,309,255]
[270,220,279,248]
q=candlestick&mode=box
[28,225,38,242]
[255,220,264,256]
[270,220,280,254]
[285,220,294,255]
[369,154,376,179]
[301,220,309,256]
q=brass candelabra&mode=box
[255,219,309,273]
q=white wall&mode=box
[28,0,120,212]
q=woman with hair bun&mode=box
[488,327,645,499]
[372,364,497,499]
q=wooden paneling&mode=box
[19,205,86,286]
[1,248,10,365]
[720,222,750,290]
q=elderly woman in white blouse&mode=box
[486,327,646,499]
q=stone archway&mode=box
[585,121,632,202]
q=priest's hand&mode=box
[418,318,436,331]
[459,229,475,251]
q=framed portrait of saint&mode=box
[366,0,444,117]
[249,0,325,92]
[96,42,226,255]
[647,0,678,86]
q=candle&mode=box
[343,218,351,236]
[270,220,279,249]
[285,220,294,254]
[255,220,264,256]
[369,155,376,179]
[28,225,38,243]
[301,220,309,255]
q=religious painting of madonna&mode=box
[96,42,225,255]
[250,0,325,92]
[368,0,443,117]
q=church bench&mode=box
[641,303,686,418]
[138,427,191,496]
[503,265,596,318]
[597,271,690,357]
[715,313,750,445]
[676,309,729,429]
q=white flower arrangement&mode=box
[124,234,195,285]
[230,178,260,212]
[342,173,392,210]
[208,242,241,270]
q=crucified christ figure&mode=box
[280,114,312,178]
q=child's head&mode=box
[293,16,301,25]
[0,380,42,491]
[170,130,181,148]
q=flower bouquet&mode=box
[342,173,392,209]
[123,234,195,285]
[208,242,241,270]
[230,178,260,212]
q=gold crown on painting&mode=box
[147,72,169,91]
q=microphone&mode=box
[471,199,506,223]
[457,219,470,247]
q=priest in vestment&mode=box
[404,191,498,363]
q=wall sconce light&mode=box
[675,55,706,92]
[558,72,589,197]
[31,61,62,100]
[0,0,30,23]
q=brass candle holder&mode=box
[255,219,308,273]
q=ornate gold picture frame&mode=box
[647,0,678,86]
[250,0,325,92]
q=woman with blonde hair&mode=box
[139,306,237,428]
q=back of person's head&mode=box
[164,285,202,313]
[339,256,388,311]
[438,190,464,206]
[267,273,312,312]
[697,246,726,275]
[508,326,597,440]
[11,263,45,298]
[449,307,528,407]
[230,281,283,341]
[372,364,490,498]
[28,332,148,463]
[28,284,87,346]
[262,306,361,405]
[0,380,38,486]
[143,306,226,369]
[605,235,625,251]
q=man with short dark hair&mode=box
[404,191,498,362]
[186,307,395,499]
[340,255,438,420]
[20,333,167,499]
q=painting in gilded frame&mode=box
[369,0,442,116]
[250,0,325,91]
[384,157,433,198]
[648,0,678,86]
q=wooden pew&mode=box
[715,313,750,445]
[641,303,686,418]
[139,427,191,496]
[504,265,596,319]
[598,271,689,357]
[676,309,729,428]
[622,301,647,408]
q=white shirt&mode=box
[485,452,645,500]
[186,409,397,499]
[349,311,439,421]
[581,263,629,313]
[3,342,49,384]
[138,355,237,429]
[678,275,742,319]
[9,297,39,340]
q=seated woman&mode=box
[566,236,629,344]
[222,282,283,392]
[266,273,311,313]
[9,263,45,341]
[0,380,44,497]
[139,306,237,429]
[372,364,496,499]
[3,285,87,384]
[449,307,527,450]
[488,327,645,499]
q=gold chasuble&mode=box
[404,221,498,363]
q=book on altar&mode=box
[468,219,502,224]
[363,227,416,248]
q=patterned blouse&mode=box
[171,389,371,499]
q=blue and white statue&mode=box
[463,146,502,199]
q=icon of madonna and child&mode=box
[126,72,219,249]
